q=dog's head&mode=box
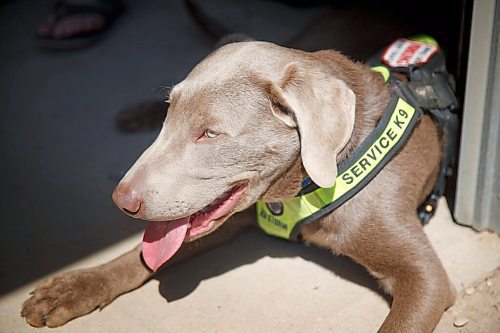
[112,42,355,271]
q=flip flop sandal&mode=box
[34,0,125,50]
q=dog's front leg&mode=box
[21,210,255,327]
[302,213,455,333]
[21,245,151,327]
[346,217,455,333]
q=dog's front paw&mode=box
[21,269,112,327]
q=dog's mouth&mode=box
[141,182,248,272]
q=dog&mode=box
[21,41,456,332]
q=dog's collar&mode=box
[256,92,422,240]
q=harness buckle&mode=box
[406,68,459,111]
[418,193,440,224]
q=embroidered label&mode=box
[382,39,438,68]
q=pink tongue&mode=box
[142,218,189,272]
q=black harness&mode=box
[366,37,460,223]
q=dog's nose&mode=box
[112,184,144,217]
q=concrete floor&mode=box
[0,0,499,332]
[2,200,499,332]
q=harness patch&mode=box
[382,38,439,68]
[341,101,414,186]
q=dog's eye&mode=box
[203,129,219,139]
[196,129,221,143]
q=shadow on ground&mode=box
[157,227,391,305]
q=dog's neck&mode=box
[334,61,392,162]
[260,155,304,201]
[262,60,391,202]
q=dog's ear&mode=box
[265,63,355,188]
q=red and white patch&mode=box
[382,39,439,68]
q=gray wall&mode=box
[455,0,500,233]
